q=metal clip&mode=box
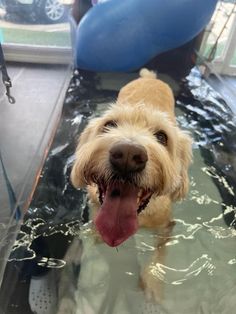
[4,80,15,104]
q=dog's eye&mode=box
[155,131,168,146]
[103,120,117,132]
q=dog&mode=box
[70,68,192,301]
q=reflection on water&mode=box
[1,68,236,314]
[149,254,215,285]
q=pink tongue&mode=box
[94,182,139,247]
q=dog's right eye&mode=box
[103,120,117,132]
[154,130,168,146]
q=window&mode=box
[0,0,73,63]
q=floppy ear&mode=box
[74,115,105,150]
[76,121,96,149]
[70,119,100,188]
[171,131,193,201]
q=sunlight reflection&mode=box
[149,254,216,285]
[202,166,235,196]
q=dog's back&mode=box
[117,68,175,122]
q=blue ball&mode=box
[75,0,217,72]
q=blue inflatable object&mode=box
[75,0,217,72]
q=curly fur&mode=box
[70,68,193,301]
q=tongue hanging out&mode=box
[94,181,139,247]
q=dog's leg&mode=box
[57,238,83,314]
[140,221,175,303]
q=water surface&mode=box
[1,68,236,314]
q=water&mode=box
[0,68,236,314]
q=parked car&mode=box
[2,0,73,24]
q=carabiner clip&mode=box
[5,80,15,104]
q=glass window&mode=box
[0,0,73,63]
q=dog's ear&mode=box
[76,115,104,149]
[77,121,95,148]
[71,120,99,188]
[171,131,193,201]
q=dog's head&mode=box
[71,102,192,247]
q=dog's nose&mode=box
[109,142,148,173]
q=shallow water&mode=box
[1,68,236,314]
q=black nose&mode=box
[109,142,148,174]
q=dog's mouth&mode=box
[98,181,152,213]
[94,179,152,247]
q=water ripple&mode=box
[202,166,235,196]
[149,254,216,285]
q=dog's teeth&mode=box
[137,190,144,205]
[137,196,143,205]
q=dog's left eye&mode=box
[155,131,168,146]
[103,120,117,132]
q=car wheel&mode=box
[37,0,67,24]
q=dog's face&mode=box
[71,102,192,247]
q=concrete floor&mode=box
[0,62,71,221]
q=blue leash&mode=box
[0,150,21,221]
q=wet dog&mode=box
[70,68,192,300]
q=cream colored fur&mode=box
[71,69,192,221]
[71,68,192,301]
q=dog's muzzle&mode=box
[109,142,148,175]
[94,142,152,247]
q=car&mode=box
[2,0,73,24]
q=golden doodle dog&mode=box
[71,68,192,299]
